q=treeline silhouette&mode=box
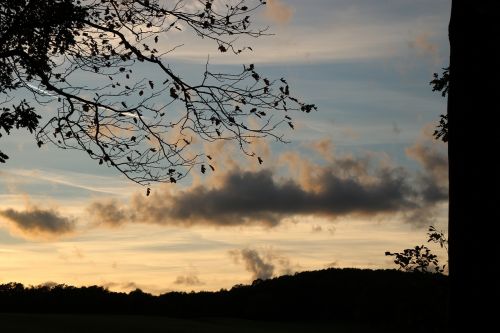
[0,268,447,328]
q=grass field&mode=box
[1,313,402,333]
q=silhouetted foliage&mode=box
[431,67,450,98]
[0,100,41,162]
[430,67,449,142]
[386,245,443,274]
[386,226,448,274]
[427,225,448,251]
[0,268,447,331]
[0,0,315,184]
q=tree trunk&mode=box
[448,1,499,331]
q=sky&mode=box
[0,0,451,294]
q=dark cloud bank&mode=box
[89,142,447,228]
[0,141,446,241]
[0,206,75,237]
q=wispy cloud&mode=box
[264,0,294,24]
[101,281,167,294]
[152,0,449,65]
[230,248,275,280]
[3,169,135,196]
[405,127,448,211]
[229,248,298,280]
[409,32,441,64]
[174,273,205,286]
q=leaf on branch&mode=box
[0,151,9,163]
[170,88,178,99]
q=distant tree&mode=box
[0,0,315,185]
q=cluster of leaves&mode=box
[1,0,315,185]
[1,0,85,162]
[385,226,448,274]
[430,67,449,142]
[0,100,40,162]
[0,0,87,87]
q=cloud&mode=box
[103,281,168,294]
[326,261,339,268]
[230,248,298,280]
[406,132,448,204]
[155,1,449,65]
[264,0,294,24]
[409,32,441,64]
[311,225,323,233]
[230,248,275,280]
[0,205,76,239]
[392,122,402,135]
[87,200,129,227]
[90,165,417,228]
[401,128,448,225]
[174,273,205,286]
[59,247,85,261]
[88,135,447,229]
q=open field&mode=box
[1,313,402,333]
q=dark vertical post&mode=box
[448,1,499,331]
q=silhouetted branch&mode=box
[1,0,316,185]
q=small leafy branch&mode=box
[385,226,448,274]
[430,67,449,142]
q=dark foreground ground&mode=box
[1,313,402,333]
